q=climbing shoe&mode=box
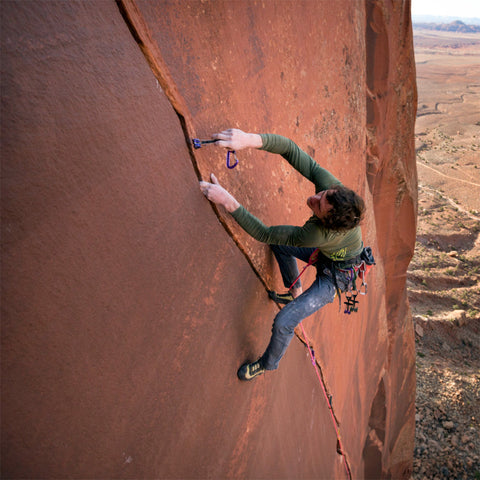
[237,359,265,381]
[268,290,294,305]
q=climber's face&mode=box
[307,190,333,219]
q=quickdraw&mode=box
[191,138,238,169]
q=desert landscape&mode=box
[409,24,480,479]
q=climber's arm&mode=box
[229,205,326,246]
[199,174,326,246]
[258,134,341,191]
[211,129,340,191]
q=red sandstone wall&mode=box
[1,1,417,478]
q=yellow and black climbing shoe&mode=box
[268,290,294,304]
[237,360,265,381]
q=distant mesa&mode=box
[413,20,480,33]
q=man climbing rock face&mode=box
[199,128,367,381]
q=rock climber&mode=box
[199,128,369,381]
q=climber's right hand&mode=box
[211,129,262,151]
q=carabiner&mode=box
[226,150,238,169]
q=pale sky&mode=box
[412,0,480,18]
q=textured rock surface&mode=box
[1,1,417,478]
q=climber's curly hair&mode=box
[321,185,365,232]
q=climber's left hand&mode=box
[200,173,240,212]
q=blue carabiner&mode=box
[226,150,238,169]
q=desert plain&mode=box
[409,26,480,480]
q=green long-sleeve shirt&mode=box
[230,134,363,262]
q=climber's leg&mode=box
[260,272,336,371]
[269,245,316,302]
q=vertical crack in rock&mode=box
[362,377,386,478]
[115,0,269,291]
[295,329,353,478]
[115,0,196,166]
[116,2,352,473]
[364,3,389,477]
[365,0,389,192]
[295,334,341,426]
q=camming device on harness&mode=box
[336,247,375,313]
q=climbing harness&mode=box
[191,138,239,169]
[288,246,375,314]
